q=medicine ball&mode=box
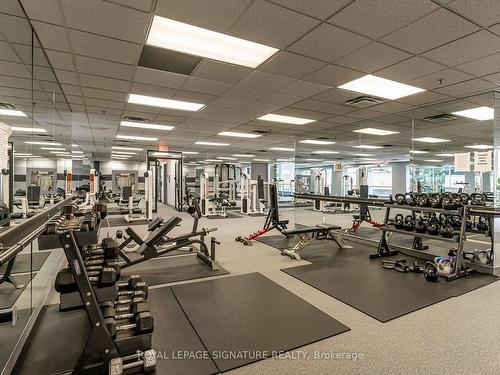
[424,262,438,282]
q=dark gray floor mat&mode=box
[0,308,32,373]
[281,243,498,322]
[103,217,150,227]
[0,274,35,309]
[204,211,243,219]
[0,252,50,275]
[120,254,228,286]
[172,272,350,372]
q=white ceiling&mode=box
[0,0,498,164]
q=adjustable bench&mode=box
[280,223,350,260]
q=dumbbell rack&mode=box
[57,230,153,374]
[375,203,499,281]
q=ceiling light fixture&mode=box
[412,137,450,143]
[353,128,399,136]
[424,160,443,163]
[258,114,315,125]
[151,152,177,157]
[112,146,143,151]
[313,150,339,154]
[464,145,493,149]
[11,127,47,133]
[216,156,237,160]
[182,151,199,155]
[120,120,175,131]
[72,151,84,154]
[338,74,425,100]
[41,147,66,151]
[299,140,336,145]
[353,153,375,157]
[50,151,71,155]
[116,134,158,141]
[451,106,494,121]
[233,154,255,157]
[253,158,270,162]
[435,153,454,157]
[409,150,429,154]
[218,131,262,138]
[72,144,78,147]
[353,145,383,149]
[195,141,229,146]
[25,141,61,146]
[0,109,26,117]
[146,15,278,68]
[128,93,204,111]
[270,147,295,151]
[112,151,136,155]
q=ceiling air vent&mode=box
[251,129,272,135]
[423,114,459,122]
[122,116,149,122]
[0,103,16,109]
[344,96,384,108]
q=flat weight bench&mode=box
[280,224,350,260]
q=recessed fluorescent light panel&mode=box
[112,146,143,151]
[112,151,136,155]
[270,147,295,151]
[424,160,443,163]
[353,128,399,136]
[25,141,61,146]
[353,153,375,157]
[128,94,204,112]
[313,151,339,154]
[41,147,66,151]
[216,156,237,160]
[182,151,199,155]
[258,114,315,125]
[338,74,425,100]
[451,107,494,121]
[410,150,428,154]
[464,145,493,149]
[253,159,270,162]
[147,15,278,68]
[436,153,454,157]
[0,109,26,117]
[233,154,255,157]
[412,137,450,143]
[195,141,229,146]
[72,151,84,154]
[353,145,383,149]
[299,140,336,145]
[120,121,175,131]
[218,131,261,138]
[12,127,46,133]
[117,135,158,141]
[151,152,176,157]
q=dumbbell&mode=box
[114,296,147,307]
[85,259,121,279]
[87,267,118,285]
[116,290,147,301]
[100,300,150,319]
[118,282,148,298]
[55,267,116,292]
[104,312,154,338]
[116,275,143,290]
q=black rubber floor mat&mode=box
[172,272,350,372]
[120,254,228,286]
[204,211,243,219]
[0,274,35,310]
[0,308,32,373]
[282,243,498,322]
[0,252,50,275]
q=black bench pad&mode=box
[282,224,341,236]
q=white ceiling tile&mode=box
[174,90,217,104]
[61,83,82,96]
[31,21,71,52]
[75,55,136,80]
[62,0,149,43]
[409,69,475,90]
[433,78,496,97]
[259,51,326,79]
[55,69,80,85]
[278,80,331,98]
[336,42,412,73]
[271,0,351,19]
[290,99,331,111]
[239,71,295,91]
[210,97,252,109]
[84,97,125,110]
[380,8,480,54]
[222,85,270,102]
[0,41,21,63]
[273,107,330,120]
[0,0,25,17]
[230,0,319,49]
[289,23,371,62]
[103,0,154,12]
[448,0,500,27]
[397,91,451,106]
[68,29,142,65]
[423,31,500,66]
[0,76,32,90]
[311,88,358,103]
[329,0,438,38]
[45,50,75,71]
[154,0,252,33]
[182,76,231,95]
[134,66,188,89]
[482,71,500,85]
[65,94,84,105]
[0,61,31,79]
[318,103,356,115]
[79,73,131,92]
[82,87,127,102]
[257,92,302,107]
[303,64,363,86]
[130,82,177,98]
[369,101,413,114]
[376,56,446,82]
[20,0,64,25]
[456,51,500,76]
[0,14,32,45]
[193,60,252,84]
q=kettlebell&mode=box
[459,193,469,205]
[403,215,415,231]
[424,262,439,282]
[405,193,417,206]
[450,215,462,230]
[451,193,462,208]
[441,193,455,210]
[416,193,429,207]
[394,214,404,229]
[470,193,486,206]
[394,193,406,205]
[414,217,427,233]
[439,220,455,238]
[429,193,442,208]
[465,219,473,231]
[427,221,440,235]
[476,216,489,231]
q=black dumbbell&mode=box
[83,244,119,259]
[114,296,147,307]
[87,267,118,285]
[104,312,154,338]
[86,260,121,279]
[116,290,147,302]
[118,280,147,295]
[100,300,150,318]
[116,275,143,290]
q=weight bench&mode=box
[280,223,350,260]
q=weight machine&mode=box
[311,168,328,211]
[200,172,229,217]
[240,173,266,215]
[123,167,154,223]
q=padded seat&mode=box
[282,224,341,236]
